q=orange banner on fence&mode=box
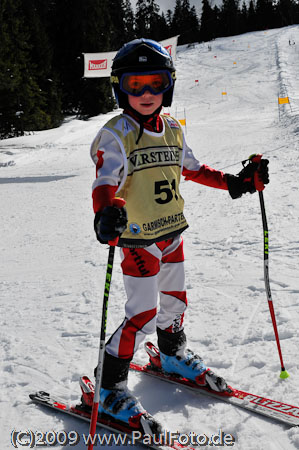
[278,97,289,104]
[179,119,186,125]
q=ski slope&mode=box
[1,26,299,449]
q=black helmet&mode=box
[111,38,176,108]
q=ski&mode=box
[129,342,299,427]
[29,378,197,450]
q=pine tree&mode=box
[218,0,241,37]
[108,0,128,48]
[107,0,137,48]
[171,0,200,44]
[275,0,297,27]
[199,0,218,42]
[171,0,183,37]
[188,5,200,43]
[239,1,248,34]
[135,0,161,39]
[247,0,257,31]
[255,0,276,30]
[0,0,56,138]
[22,0,62,128]
[155,13,171,40]
[122,0,135,42]
[213,5,221,37]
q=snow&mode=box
[1,25,299,449]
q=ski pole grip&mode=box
[249,153,262,164]
[111,197,126,208]
[108,197,126,247]
[249,153,264,192]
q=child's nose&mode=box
[142,89,153,96]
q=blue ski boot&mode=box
[99,383,144,425]
[79,375,162,435]
[156,328,228,393]
[94,352,163,435]
[160,348,228,392]
[99,383,163,435]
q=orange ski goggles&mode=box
[120,71,173,96]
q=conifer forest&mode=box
[1,0,298,138]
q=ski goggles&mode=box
[119,71,174,97]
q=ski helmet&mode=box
[111,38,176,108]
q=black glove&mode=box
[94,205,128,244]
[226,155,269,199]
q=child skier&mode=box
[90,39,269,429]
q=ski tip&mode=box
[280,370,290,379]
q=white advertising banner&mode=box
[83,36,179,78]
[83,51,116,78]
[160,35,178,60]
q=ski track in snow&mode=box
[1,26,299,449]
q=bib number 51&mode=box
[155,180,178,204]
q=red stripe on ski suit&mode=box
[121,248,160,277]
[161,240,184,263]
[119,308,157,359]
[161,291,187,305]
[156,239,174,252]
[161,291,187,333]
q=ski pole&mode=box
[88,198,126,450]
[258,190,289,379]
[250,154,289,379]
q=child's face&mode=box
[128,91,163,116]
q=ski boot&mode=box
[160,348,228,392]
[99,384,162,435]
[79,375,162,436]
[145,341,228,393]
